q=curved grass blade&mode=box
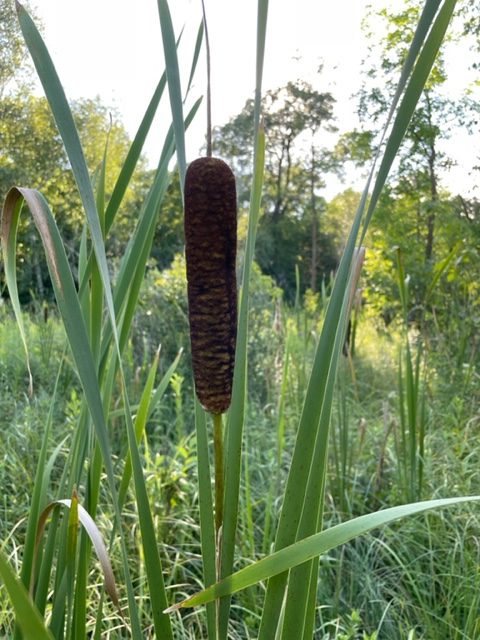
[168,496,480,609]
[34,499,121,614]
[0,550,53,640]
[0,192,33,393]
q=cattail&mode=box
[184,157,237,415]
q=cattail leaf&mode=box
[167,496,480,610]
[118,347,161,509]
[184,157,237,415]
[157,0,186,192]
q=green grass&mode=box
[1,308,479,637]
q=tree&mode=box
[213,79,339,298]
[352,1,479,324]
[0,0,36,97]
[0,93,147,301]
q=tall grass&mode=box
[0,0,479,638]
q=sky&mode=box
[26,0,479,198]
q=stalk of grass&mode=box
[396,247,428,503]
[157,0,187,194]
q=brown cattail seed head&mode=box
[184,157,237,414]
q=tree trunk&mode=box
[310,146,318,292]
[425,150,438,262]
[424,93,438,263]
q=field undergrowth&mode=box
[1,292,479,638]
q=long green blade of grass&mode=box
[186,21,205,97]
[104,74,167,232]
[280,299,348,639]
[118,348,161,509]
[360,0,457,238]
[169,496,480,609]
[102,98,201,364]
[34,499,120,612]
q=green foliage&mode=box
[0,93,148,302]
[362,184,479,328]
[0,0,34,95]
[351,0,480,329]
[151,171,184,269]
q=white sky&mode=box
[27,0,479,198]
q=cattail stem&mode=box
[213,412,224,533]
